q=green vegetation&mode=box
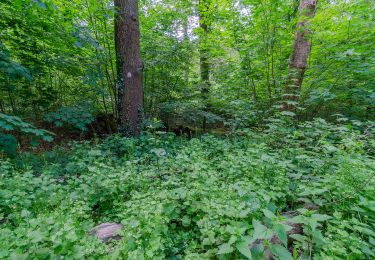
[0,0,374,259]
[1,118,374,259]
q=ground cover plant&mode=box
[1,118,374,259]
[1,0,374,259]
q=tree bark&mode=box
[114,0,144,136]
[284,0,318,111]
[198,0,211,131]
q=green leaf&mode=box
[236,241,252,259]
[55,121,63,127]
[311,230,325,247]
[262,209,276,220]
[31,139,40,147]
[42,135,54,142]
[270,244,293,260]
[290,215,306,224]
[273,224,287,247]
[28,230,44,243]
[280,111,296,117]
[252,219,273,240]
[311,214,332,222]
[0,122,14,130]
[217,243,234,255]
[0,134,17,156]
[289,234,307,243]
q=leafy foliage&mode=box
[1,0,373,128]
[44,105,95,131]
[1,120,374,258]
[0,113,53,156]
[0,0,374,259]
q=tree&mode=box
[198,0,211,130]
[284,0,318,111]
[115,0,144,136]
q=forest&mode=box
[0,0,374,259]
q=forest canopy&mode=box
[0,0,374,259]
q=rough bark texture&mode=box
[114,0,144,136]
[284,0,318,111]
[199,0,211,131]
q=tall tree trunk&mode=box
[114,0,144,136]
[199,0,211,131]
[284,0,318,111]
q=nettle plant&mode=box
[0,113,53,156]
[0,118,374,259]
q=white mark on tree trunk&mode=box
[127,72,132,78]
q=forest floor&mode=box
[0,119,374,259]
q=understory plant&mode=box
[0,118,374,259]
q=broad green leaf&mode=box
[273,224,287,247]
[290,215,306,224]
[262,209,276,220]
[236,241,252,259]
[252,219,273,240]
[311,230,325,247]
[311,214,332,222]
[28,230,44,243]
[217,243,233,255]
[270,244,293,260]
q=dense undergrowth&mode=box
[0,118,374,259]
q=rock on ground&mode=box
[89,223,123,243]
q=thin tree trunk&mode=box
[271,25,277,89]
[100,0,119,118]
[183,16,190,82]
[115,0,144,136]
[284,0,318,111]
[199,0,211,131]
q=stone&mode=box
[89,223,123,243]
